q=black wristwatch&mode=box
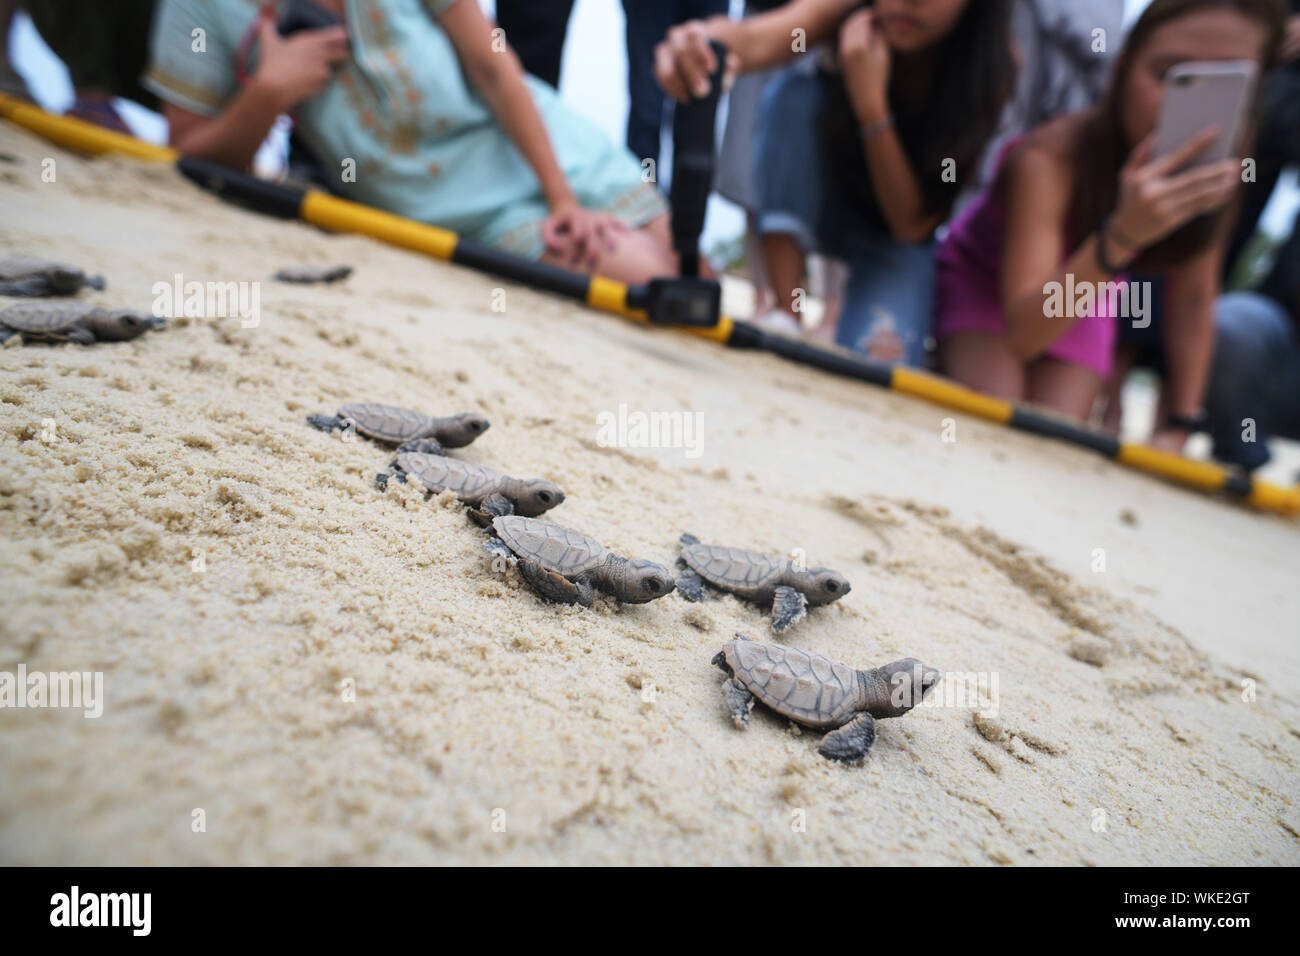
[1165,411,1210,432]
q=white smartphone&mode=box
[1154,60,1257,168]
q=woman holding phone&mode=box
[655,0,1015,364]
[933,0,1288,448]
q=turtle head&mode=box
[86,310,163,341]
[798,567,851,606]
[437,413,491,448]
[621,558,675,604]
[868,659,942,717]
[515,479,565,517]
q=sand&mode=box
[1,122,1297,865]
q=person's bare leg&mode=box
[762,233,805,317]
[1026,357,1103,421]
[939,332,1027,400]
[1099,342,1138,435]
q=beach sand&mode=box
[1,123,1297,865]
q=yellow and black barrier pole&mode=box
[1,92,1296,516]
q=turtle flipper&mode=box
[484,537,516,563]
[771,585,808,633]
[86,275,107,291]
[307,414,345,433]
[396,437,445,455]
[0,327,16,344]
[66,326,96,345]
[722,678,755,729]
[676,567,706,602]
[679,532,700,548]
[818,713,876,762]
[517,559,593,607]
[468,492,513,527]
[376,461,407,491]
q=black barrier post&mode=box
[669,40,726,277]
[629,40,727,328]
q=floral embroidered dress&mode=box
[144,0,665,258]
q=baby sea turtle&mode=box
[676,533,850,634]
[273,265,353,284]
[0,301,162,345]
[307,402,489,453]
[378,450,565,523]
[0,256,106,297]
[486,515,675,607]
[713,634,941,762]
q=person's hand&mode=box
[542,201,626,271]
[255,20,350,111]
[1109,130,1240,253]
[839,9,891,123]
[654,20,739,103]
[1283,15,1300,62]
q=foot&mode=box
[517,560,593,606]
[755,309,802,336]
[819,713,876,762]
[771,585,808,634]
[722,677,755,729]
[676,567,706,602]
[65,96,132,134]
[467,493,514,527]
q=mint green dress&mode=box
[144,0,665,258]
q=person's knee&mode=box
[1213,293,1288,380]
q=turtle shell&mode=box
[492,516,608,577]
[682,542,786,593]
[724,639,864,728]
[339,403,433,442]
[0,301,95,335]
[0,257,75,280]
[395,452,501,501]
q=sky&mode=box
[6,0,1296,246]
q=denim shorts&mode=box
[752,68,936,366]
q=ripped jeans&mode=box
[1205,292,1300,471]
[753,68,936,367]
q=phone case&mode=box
[1154,60,1257,167]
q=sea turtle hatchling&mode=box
[0,301,163,345]
[676,533,850,634]
[486,515,675,607]
[0,256,106,297]
[273,265,353,284]
[713,634,941,762]
[378,450,565,523]
[307,402,489,454]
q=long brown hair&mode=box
[1069,0,1288,269]
[828,0,1016,222]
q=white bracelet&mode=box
[859,115,895,140]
